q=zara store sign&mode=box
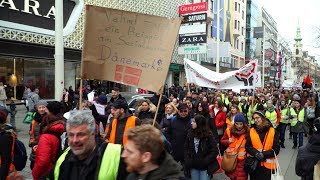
[0,0,84,36]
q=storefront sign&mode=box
[181,13,207,24]
[0,0,84,36]
[179,24,206,34]
[179,35,207,45]
[179,2,207,14]
[178,45,207,55]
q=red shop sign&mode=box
[179,2,207,14]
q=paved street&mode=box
[12,104,302,180]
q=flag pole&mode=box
[153,86,164,126]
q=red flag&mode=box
[302,74,312,89]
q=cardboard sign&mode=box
[82,5,181,93]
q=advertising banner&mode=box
[178,46,207,55]
[179,2,207,14]
[179,24,206,34]
[179,34,207,45]
[181,13,207,24]
[184,58,259,89]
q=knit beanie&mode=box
[234,113,246,123]
[36,100,48,107]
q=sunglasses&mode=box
[179,109,188,113]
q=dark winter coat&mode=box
[0,124,14,179]
[164,114,191,163]
[184,132,219,175]
[245,122,280,180]
[296,133,320,180]
[126,151,184,180]
[57,146,99,180]
[32,118,65,180]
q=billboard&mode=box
[181,13,207,24]
[179,34,207,45]
[179,24,207,34]
[179,2,207,14]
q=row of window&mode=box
[234,39,245,52]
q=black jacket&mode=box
[184,131,219,174]
[164,115,191,162]
[137,110,155,121]
[0,125,14,180]
[296,133,320,180]
[126,151,184,180]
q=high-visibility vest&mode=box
[108,116,136,145]
[225,128,246,160]
[280,108,290,124]
[249,127,276,170]
[226,117,233,128]
[54,144,121,180]
[247,104,258,124]
[289,108,305,127]
[265,110,277,126]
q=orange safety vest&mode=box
[108,116,136,145]
[249,127,276,170]
[225,128,246,160]
[226,117,233,128]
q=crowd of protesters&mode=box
[2,84,320,180]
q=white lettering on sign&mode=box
[182,36,205,43]
[188,14,206,22]
[0,0,56,18]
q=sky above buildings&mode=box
[262,0,320,60]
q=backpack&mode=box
[13,139,28,171]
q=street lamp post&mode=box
[262,26,266,88]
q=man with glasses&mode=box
[164,103,191,165]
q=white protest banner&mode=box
[184,58,258,89]
[82,5,181,93]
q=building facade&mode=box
[255,7,278,86]
[245,0,260,63]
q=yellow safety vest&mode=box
[247,104,258,124]
[265,110,277,127]
[290,108,305,127]
[280,108,289,124]
[54,143,121,180]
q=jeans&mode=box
[293,132,304,147]
[280,123,288,144]
[191,169,209,180]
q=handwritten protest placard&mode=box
[82,5,181,93]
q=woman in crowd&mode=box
[225,105,240,128]
[29,100,48,169]
[245,111,280,180]
[136,99,156,121]
[213,100,227,140]
[160,102,177,131]
[184,115,219,180]
[32,101,65,180]
[195,101,218,142]
[61,88,71,113]
[305,97,316,136]
[221,113,249,180]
